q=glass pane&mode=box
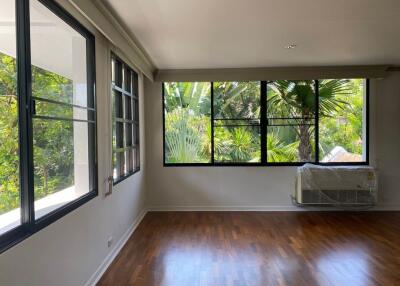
[125,69,131,92]
[121,67,126,92]
[116,122,123,148]
[214,81,260,119]
[111,57,115,84]
[164,82,211,163]
[115,91,123,118]
[125,96,132,120]
[319,79,366,162]
[124,150,131,174]
[214,125,260,163]
[125,123,132,147]
[30,0,88,107]
[33,119,90,219]
[267,126,315,163]
[35,100,92,121]
[134,123,139,145]
[267,80,316,163]
[134,148,140,170]
[127,149,133,172]
[115,152,124,178]
[133,99,139,121]
[132,72,138,97]
[30,0,92,218]
[112,152,116,179]
[0,0,20,235]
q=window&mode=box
[0,0,96,252]
[111,54,140,183]
[266,80,316,163]
[318,79,367,163]
[163,79,368,166]
[213,82,261,163]
[0,0,20,236]
[164,82,211,163]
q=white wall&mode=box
[374,72,400,206]
[145,73,400,210]
[0,2,147,286]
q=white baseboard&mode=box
[85,209,147,286]
[148,205,308,211]
[147,204,400,212]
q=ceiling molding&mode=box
[93,0,156,69]
[154,66,389,82]
[68,0,156,80]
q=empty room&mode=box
[0,0,399,285]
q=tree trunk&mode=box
[298,124,312,162]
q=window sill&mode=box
[113,168,140,186]
[163,162,369,167]
[0,188,97,254]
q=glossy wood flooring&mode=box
[98,212,400,286]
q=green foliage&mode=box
[0,52,74,214]
[165,81,262,163]
[164,82,211,163]
[164,79,364,164]
[165,109,209,163]
[267,131,298,162]
[267,79,357,162]
[213,81,260,119]
[319,79,364,158]
[213,82,260,162]
[214,126,259,162]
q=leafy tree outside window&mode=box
[163,79,367,165]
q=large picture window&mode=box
[111,54,140,184]
[163,79,368,166]
[0,0,96,252]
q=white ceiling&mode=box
[104,0,400,69]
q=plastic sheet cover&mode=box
[298,163,377,192]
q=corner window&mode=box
[111,54,140,184]
[0,0,96,252]
[163,79,368,166]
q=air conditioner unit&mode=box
[295,164,377,206]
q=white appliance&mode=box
[295,164,377,205]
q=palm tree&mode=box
[164,82,211,162]
[213,81,260,119]
[164,82,211,115]
[267,131,298,162]
[268,79,352,161]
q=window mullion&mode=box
[211,81,215,164]
[16,0,35,226]
[260,81,267,164]
[315,80,320,163]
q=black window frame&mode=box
[162,79,369,167]
[0,0,97,254]
[111,53,140,185]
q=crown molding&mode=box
[68,0,156,80]
[155,65,389,82]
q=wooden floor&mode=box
[98,212,400,286]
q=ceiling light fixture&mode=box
[285,44,297,49]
